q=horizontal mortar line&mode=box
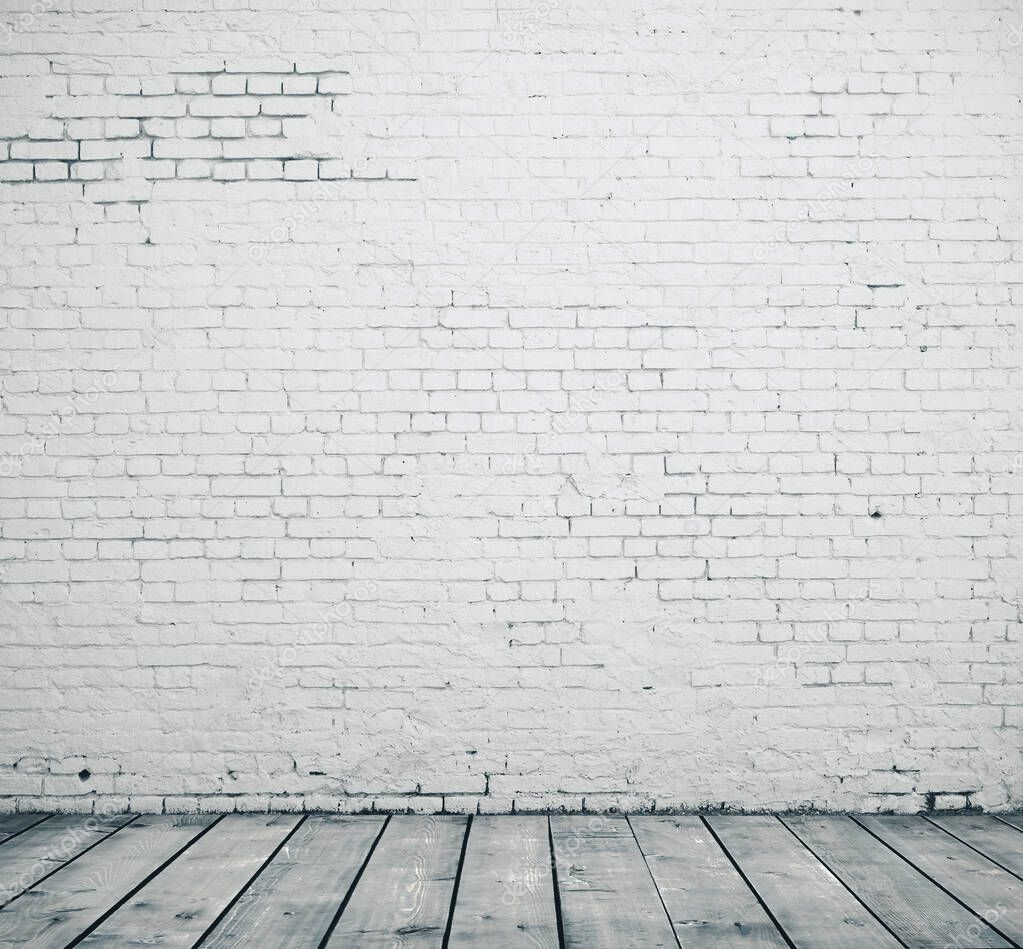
[167,69,352,75]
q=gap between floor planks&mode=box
[0,813,1022,948]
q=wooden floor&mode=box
[0,813,1022,947]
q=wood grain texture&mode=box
[79,813,300,948]
[997,815,1023,834]
[631,816,787,948]
[0,814,215,948]
[551,815,677,949]
[447,815,558,949]
[0,817,49,846]
[708,816,901,949]
[857,815,1023,944]
[930,815,1023,876]
[785,815,1009,949]
[4,812,1023,947]
[0,814,135,906]
[201,815,385,949]
[325,815,468,949]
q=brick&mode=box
[212,162,245,180]
[79,139,149,160]
[116,95,186,118]
[187,96,260,117]
[246,159,284,179]
[316,159,350,179]
[83,179,152,202]
[282,76,317,95]
[317,73,353,95]
[211,75,247,96]
[33,162,69,180]
[152,139,222,159]
[258,96,316,116]
[70,161,104,180]
[137,159,176,179]
[284,159,318,180]
[248,116,281,136]
[175,75,210,94]
[10,141,78,160]
[210,118,246,138]
[105,118,141,138]
[140,77,176,96]
[246,76,284,95]
[848,74,882,94]
[175,159,214,178]
[0,162,33,180]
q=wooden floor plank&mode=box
[447,815,558,949]
[325,814,467,949]
[857,815,1023,944]
[6,811,1023,947]
[0,814,135,906]
[707,815,901,949]
[785,815,1010,949]
[551,815,677,949]
[630,816,787,948]
[997,815,1023,834]
[0,814,216,948]
[201,815,385,949]
[0,816,49,845]
[79,813,300,948]
[931,815,1023,877]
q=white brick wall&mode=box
[1,0,1021,815]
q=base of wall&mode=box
[0,791,1003,816]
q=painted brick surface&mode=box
[0,0,1021,815]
